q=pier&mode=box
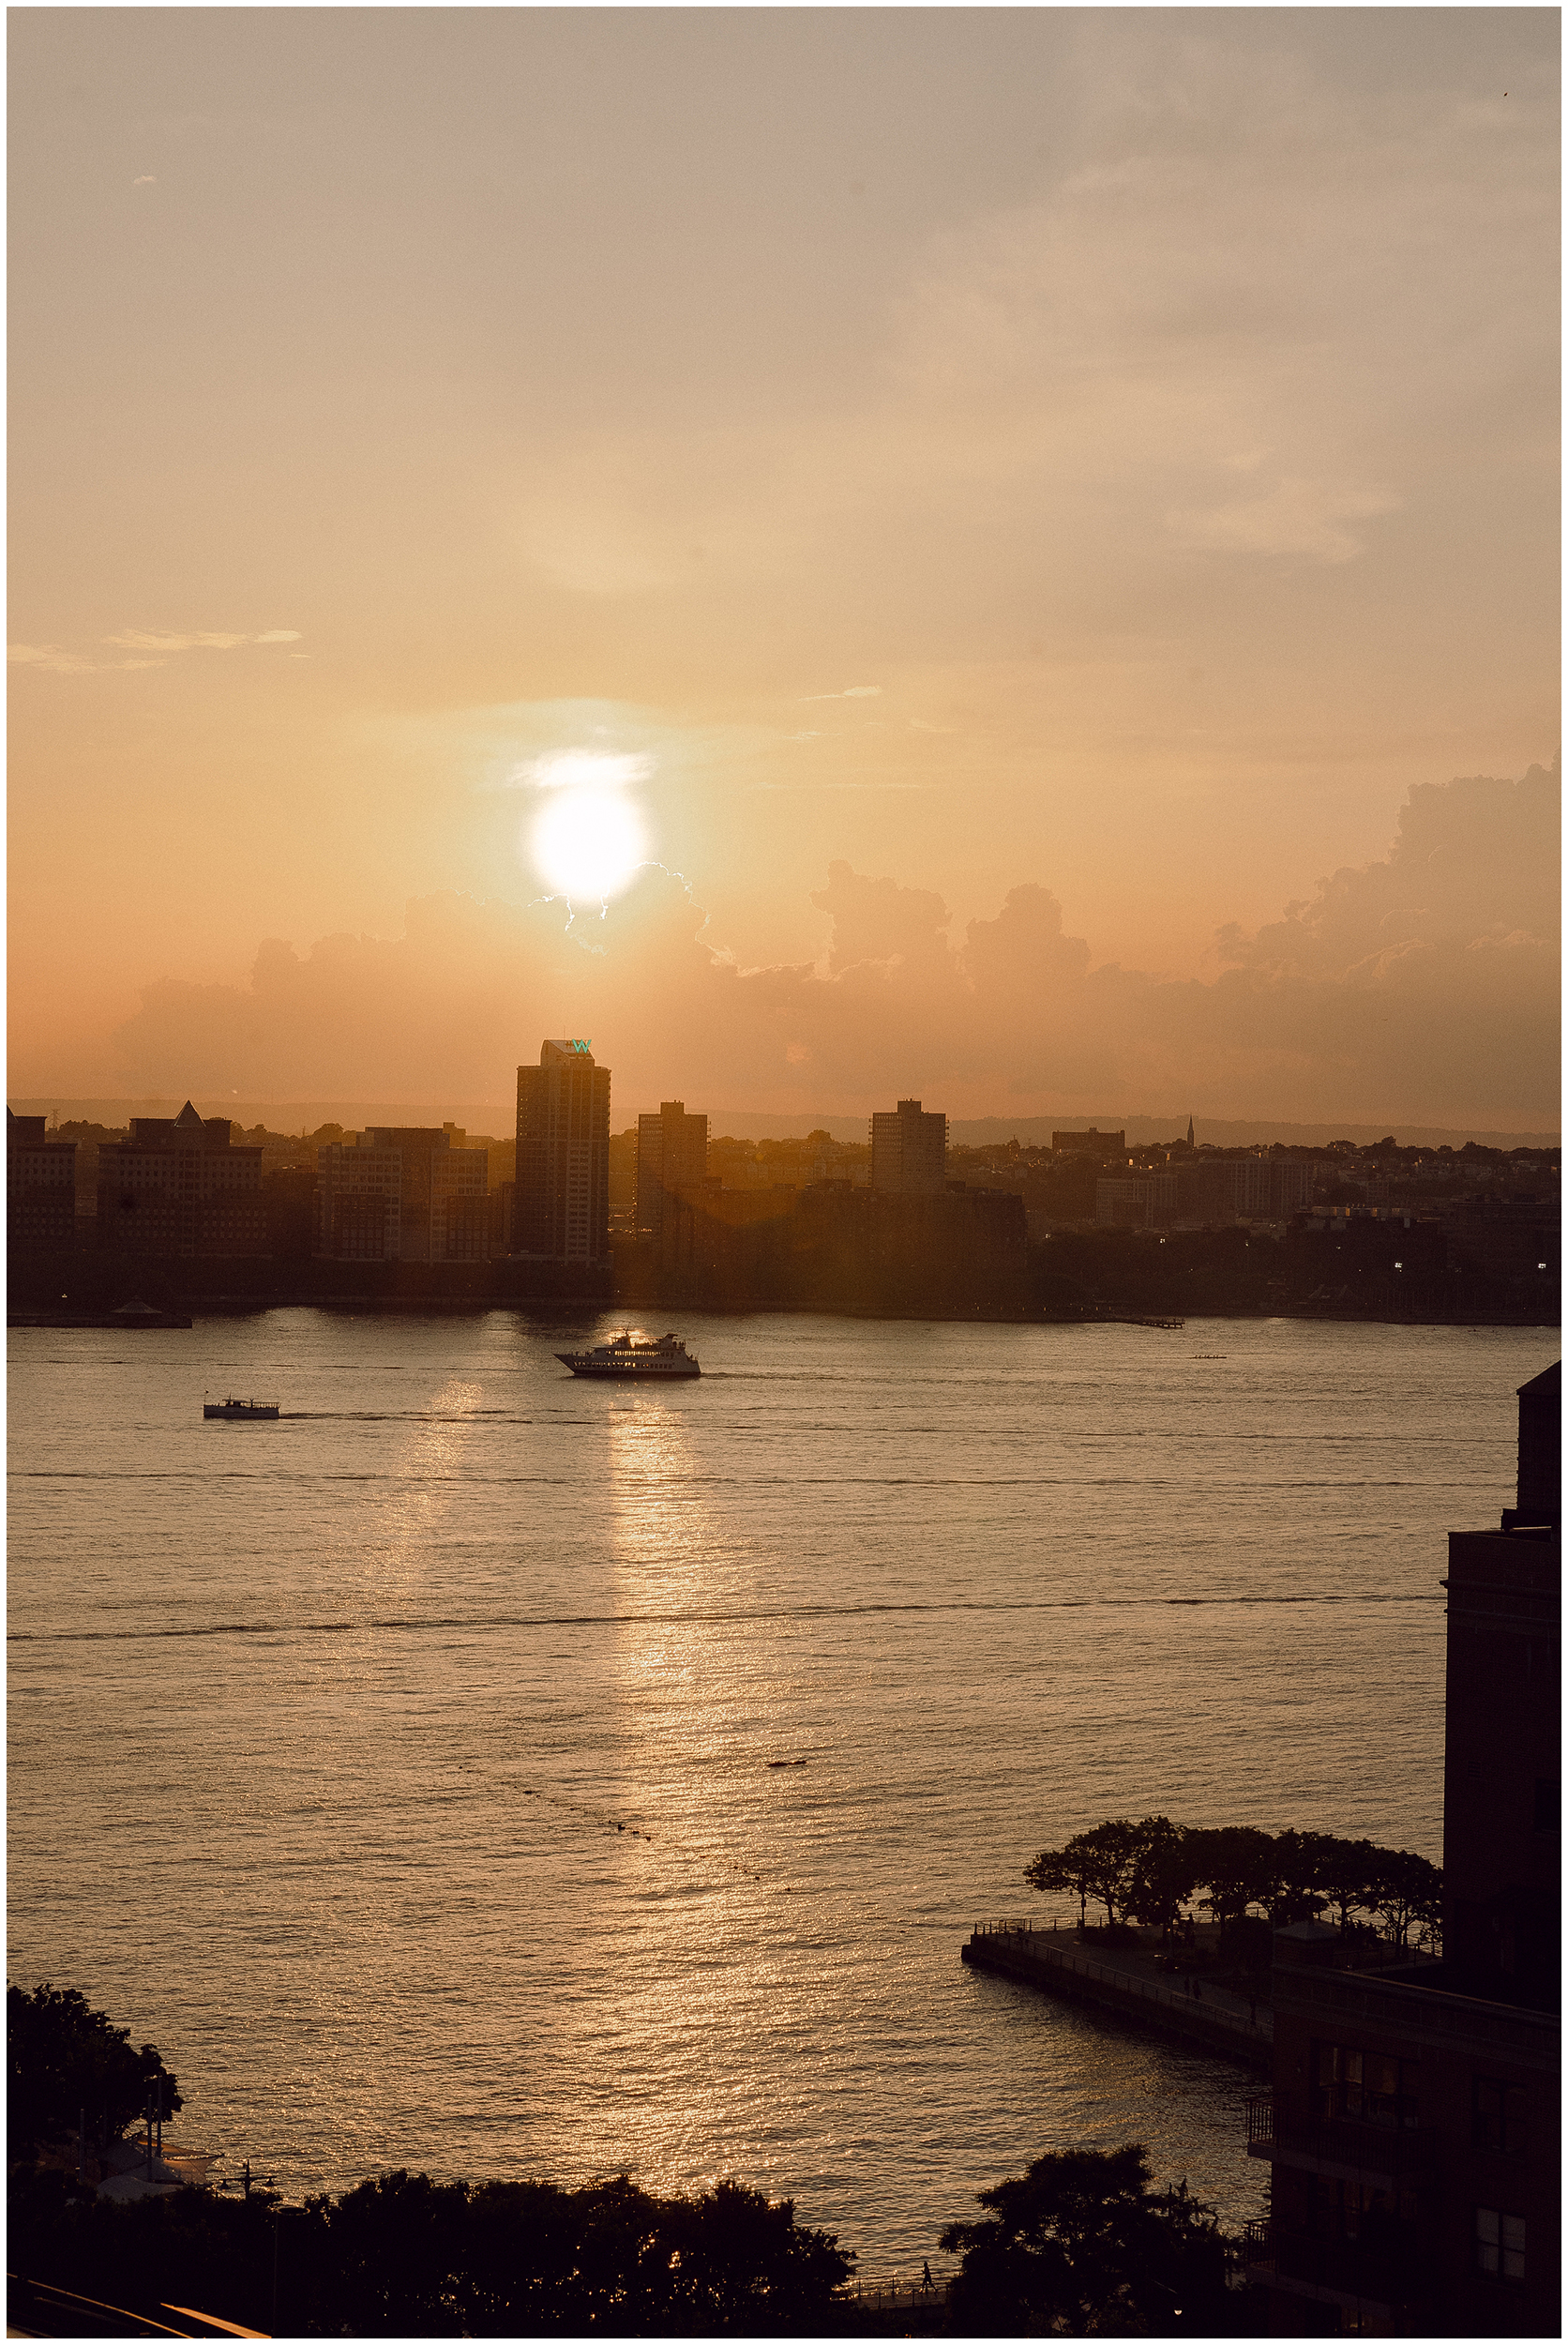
[962,1919,1273,2070]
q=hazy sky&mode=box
[8,8,1560,1122]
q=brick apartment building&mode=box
[1244,1362,1560,2336]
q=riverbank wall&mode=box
[962,1922,1273,2072]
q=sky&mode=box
[8,8,1560,1126]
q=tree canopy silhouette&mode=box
[939,2142,1237,2334]
[1023,1821,1441,1948]
[8,1982,182,2156]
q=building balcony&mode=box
[1244,2219,1425,2314]
[1245,2095,1438,2181]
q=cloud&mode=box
[95,762,1560,1127]
[804,686,882,701]
[510,749,656,793]
[105,628,302,652]
[8,642,166,674]
[132,174,156,187]
[9,643,98,673]
[11,628,302,674]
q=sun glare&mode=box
[528,754,650,901]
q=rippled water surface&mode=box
[8,1312,1552,2270]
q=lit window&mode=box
[1475,2207,1525,2280]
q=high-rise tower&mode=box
[515,1040,611,1262]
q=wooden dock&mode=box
[962,1920,1272,2071]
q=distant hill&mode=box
[8,1098,1558,1151]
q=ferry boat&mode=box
[555,1332,701,1380]
[204,1397,280,1421]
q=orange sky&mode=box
[8,10,1560,1125]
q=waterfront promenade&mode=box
[962,1919,1274,2070]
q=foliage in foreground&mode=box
[1024,1817,1441,1948]
[940,2143,1239,2335]
[8,1981,1250,2336]
[7,2162,856,2336]
[8,1982,182,2156]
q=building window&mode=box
[1474,2207,1525,2281]
[1312,2041,1420,2128]
[1473,2080,1527,2155]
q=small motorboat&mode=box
[204,1397,280,1421]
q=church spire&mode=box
[1185,1113,1195,1147]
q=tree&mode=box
[939,2142,1237,2335]
[1307,1835,1383,1933]
[1121,1820,1197,1938]
[8,1982,182,2156]
[1366,1849,1443,1951]
[1267,1830,1334,1926]
[291,2169,854,2336]
[1024,1843,1098,1929]
[1184,1827,1280,1945]
[1065,1821,1153,1931]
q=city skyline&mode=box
[8,10,1559,1127]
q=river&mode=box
[8,1311,1552,2274]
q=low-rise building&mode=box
[314,1127,490,1262]
[1098,1157,1317,1230]
[97,1103,264,1258]
[1052,1127,1126,1157]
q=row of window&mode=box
[1310,2044,1530,2155]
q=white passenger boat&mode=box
[555,1332,701,1380]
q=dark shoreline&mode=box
[8,1298,1556,1328]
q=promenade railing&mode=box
[969,1922,1274,2041]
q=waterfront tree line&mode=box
[8,1982,1246,2336]
[1023,1816,1442,1949]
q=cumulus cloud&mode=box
[98,763,1559,1127]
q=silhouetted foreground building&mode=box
[636,1100,707,1237]
[97,1103,264,1258]
[314,1126,489,1262]
[516,1039,611,1263]
[870,1098,948,1195]
[8,1112,77,1252]
[1246,1362,1560,2337]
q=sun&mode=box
[527,753,650,901]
